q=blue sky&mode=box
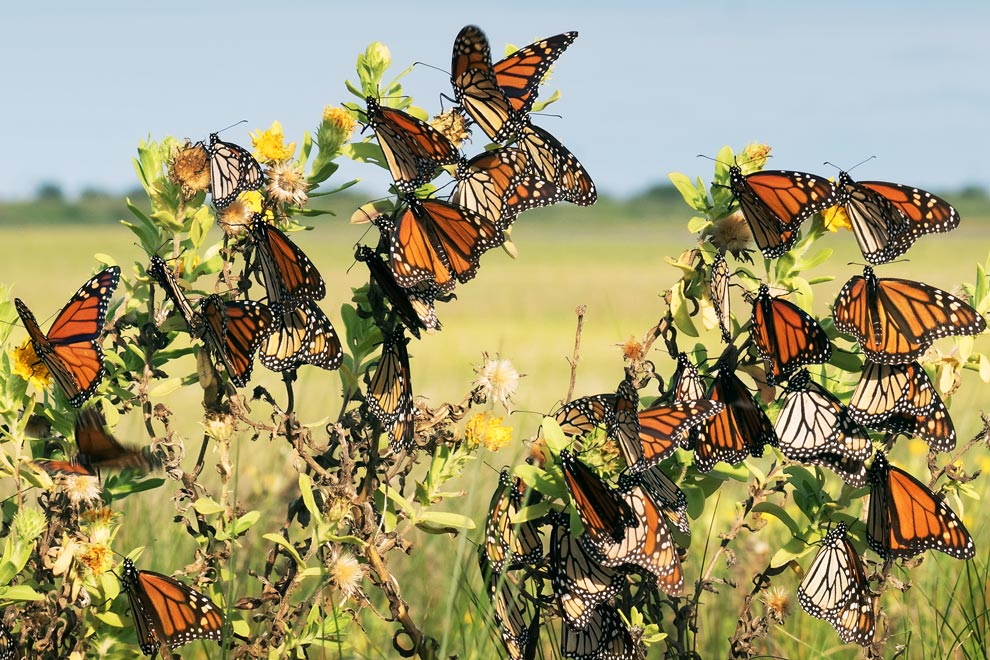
[2,1,987,201]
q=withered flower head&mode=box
[430,109,471,149]
[169,141,211,199]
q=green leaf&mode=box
[770,535,814,568]
[262,533,305,566]
[752,502,801,537]
[414,510,476,531]
[149,377,183,398]
[687,216,712,234]
[541,417,568,455]
[232,510,261,537]
[93,610,126,627]
[668,172,706,213]
[193,497,226,516]
[670,282,698,337]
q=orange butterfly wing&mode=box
[493,31,577,114]
[751,284,832,385]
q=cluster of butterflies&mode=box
[475,163,986,656]
[6,127,351,654]
[361,24,595,298]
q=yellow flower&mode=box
[742,143,772,171]
[78,541,113,577]
[250,120,296,163]
[169,141,210,199]
[266,160,309,206]
[822,204,852,232]
[464,413,513,451]
[430,109,471,149]
[482,422,513,452]
[12,338,52,390]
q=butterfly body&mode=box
[751,284,832,384]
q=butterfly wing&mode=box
[637,400,723,467]
[548,512,621,631]
[730,167,839,258]
[609,379,642,471]
[121,559,225,654]
[833,267,986,364]
[560,450,634,543]
[0,621,16,660]
[751,285,832,385]
[366,329,416,451]
[365,97,460,193]
[484,470,544,573]
[710,252,731,342]
[493,31,578,114]
[798,523,875,646]
[451,25,523,142]
[390,199,504,291]
[516,123,596,206]
[560,603,637,660]
[259,301,342,372]
[14,266,120,408]
[251,216,326,305]
[200,295,274,387]
[74,405,157,472]
[207,133,264,208]
[867,452,975,559]
[553,394,617,438]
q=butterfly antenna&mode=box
[413,60,451,77]
[213,119,249,136]
[823,155,876,173]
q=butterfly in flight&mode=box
[120,557,226,656]
[833,266,986,365]
[866,451,974,560]
[451,25,596,206]
[451,148,560,229]
[797,522,876,646]
[728,166,840,258]
[835,171,960,265]
[750,283,832,385]
[205,133,265,208]
[15,266,120,408]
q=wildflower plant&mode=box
[0,27,987,660]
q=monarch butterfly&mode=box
[383,197,505,292]
[560,603,637,660]
[623,465,692,535]
[609,378,642,471]
[547,511,622,631]
[833,267,986,365]
[582,475,684,596]
[774,370,870,486]
[15,266,120,408]
[250,215,326,305]
[366,329,415,451]
[848,361,955,452]
[728,166,840,258]
[559,449,635,543]
[477,547,541,660]
[484,470,544,574]
[493,31,577,115]
[451,148,560,229]
[0,621,15,660]
[552,394,616,438]
[710,251,731,343]
[149,257,273,387]
[694,346,777,472]
[120,557,225,656]
[451,26,596,206]
[750,284,832,385]
[867,451,975,560]
[72,405,159,473]
[797,523,876,646]
[259,300,343,372]
[364,97,460,194]
[356,245,433,338]
[836,171,960,265]
[669,353,709,452]
[633,399,724,468]
[205,133,265,208]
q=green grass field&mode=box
[2,190,989,659]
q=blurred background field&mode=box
[1,186,989,658]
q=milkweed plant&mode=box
[0,30,988,660]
